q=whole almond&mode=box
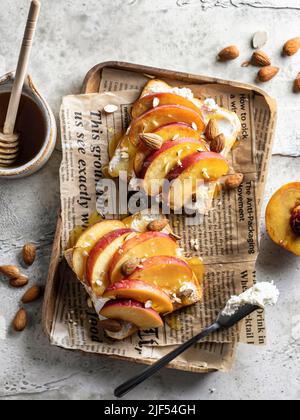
[205,119,219,142]
[121,258,142,277]
[225,173,244,190]
[251,50,271,67]
[139,133,163,150]
[99,319,122,333]
[147,219,169,232]
[293,73,300,93]
[283,37,300,56]
[0,265,20,279]
[23,243,36,266]
[210,134,226,153]
[21,285,42,304]
[10,275,29,288]
[218,45,240,61]
[13,308,27,332]
[257,66,279,82]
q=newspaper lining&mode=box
[51,67,276,372]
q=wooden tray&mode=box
[43,61,276,370]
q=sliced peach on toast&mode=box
[129,105,205,146]
[168,151,229,209]
[266,182,300,256]
[72,220,125,281]
[140,139,207,195]
[100,299,164,329]
[131,93,203,119]
[103,280,174,313]
[86,229,134,296]
[128,256,194,292]
[134,124,208,175]
[109,232,178,284]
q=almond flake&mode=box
[153,97,160,108]
[192,122,198,131]
[172,134,180,141]
[104,104,118,114]
[202,168,210,180]
[145,300,153,309]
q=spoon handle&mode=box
[114,322,220,398]
[4,0,41,135]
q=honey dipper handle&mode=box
[3,0,41,135]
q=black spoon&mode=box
[114,304,259,398]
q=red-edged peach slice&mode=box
[140,139,207,195]
[128,256,194,291]
[100,299,164,329]
[86,229,134,296]
[134,124,208,175]
[72,220,126,281]
[109,232,178,284]
[129,105,205,146]
[168,151,229,209]
[103,280,174,313]
[131,93,203,119]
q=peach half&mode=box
[167,151,229,209]
[109,232,178,284]
[72,220,125,281]
[100,299,164,329]
[103,280,174,313]
[140,138,207,195]
[129,105,205,146]
[86,229,134,296]
[266,182,300,256]
[131,93,204,119]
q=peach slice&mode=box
[129,105,205,146]
[86,229,134,296]
[134,124,208,175]
[131,93,203,119]
[72,220,125,281]
[109,232,178,284]
[103,280,174,313]
[168,152,229,209]
[266,182,300,256]
[100,299,164,329]
[140,139,207,195]
[128,256,194,293]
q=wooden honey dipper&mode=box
[0,0,41,167]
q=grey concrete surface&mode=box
[0,0,299,401]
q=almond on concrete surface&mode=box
[257,66,280,82]
[293,73,300,93]
[0,265,20,279]
[21,285,43,304]
[283,37,300,56]
[252,31,268,49]
[10,275,29,288]
[13,308,28,332]
[218,45,240,61]
[22,243,36,266]
[251,50,271,67]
